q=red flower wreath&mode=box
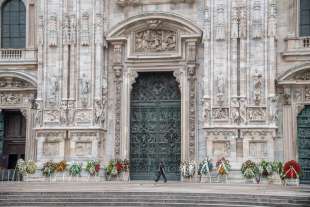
[115,161,123,173]
[283,160,302,179]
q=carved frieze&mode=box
[212,108,229,120]
[206,129,236,137]
[0,92,34,106]
[242,129,274,138]
[247,107,266,122]
[135,29,177,53]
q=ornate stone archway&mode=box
[106,13,202,163]
[0,73,37,161]
[277,63,310,162]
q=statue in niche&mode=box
[80,74,90,107]
[94,93,107,126]
[48,76,59,106]
[34,100,43,127]
[216,72,225,106]
[253,70,263,105]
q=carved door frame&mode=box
[0,72,37,161]
[106,13,202,162]
[277,63,310,162]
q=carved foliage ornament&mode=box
[215,4,225,41]
[135,29,177,53]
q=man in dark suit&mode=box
[155,161,167,183]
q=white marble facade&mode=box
[0,0,309,175]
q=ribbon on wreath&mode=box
[284,165,299,179]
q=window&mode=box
[1,0,26,48]
[300,0,310,36]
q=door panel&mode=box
[298,105,310,184]
[130,72,181,180]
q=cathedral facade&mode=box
[0,0,309,183]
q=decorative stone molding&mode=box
[129,70,139,92]
[206,129,237,137]
[204,0,210,40]
[268,0,277,38]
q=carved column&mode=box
[112,42,124,158]
[186,40,197,161]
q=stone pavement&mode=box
[0,181,310,197]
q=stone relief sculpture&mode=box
[48,76,59,106]
[94,88,107,126]
[247,107,266,121]
[212,108,229,120]
[216,72,225,106]
[215,4,225,41]
[80,74,90,107]
[135,29,176,53]
[252,1,262,39]
[81,12,90,46]
[305,87,310,101]
[253,70,263,105]
[48,13,58,47]
[34,100,43,127]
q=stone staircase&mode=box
[0,192,309,207]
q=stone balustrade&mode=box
[282,36,310,61]
[0,48,37,65]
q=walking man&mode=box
[155,161,167,183]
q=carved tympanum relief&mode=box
[0,78,33,89]
[135,29,176,53]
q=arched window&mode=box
[300,0,310,37]
[1,0,26,48]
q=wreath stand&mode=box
[200,164,212,183]
[217,161,228,184]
